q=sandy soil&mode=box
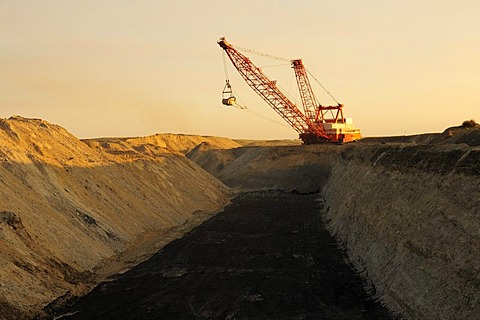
[0,117,232,319]
[323,143,480,319]
[83,133,242,156]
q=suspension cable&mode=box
[234,45,291,63]
[306,68,340,105]
[222,42,333,128]
[225,44,302,106]
[258,63,291,69]
[224,51,300,108]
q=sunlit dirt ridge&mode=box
[0,116,231,319]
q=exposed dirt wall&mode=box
[323,144,480,320]
[0,117,231,319]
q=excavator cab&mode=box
[222,81,236,106]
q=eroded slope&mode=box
[323,143,480,320]
[0,117,230,318]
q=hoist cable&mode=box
[225,45,300,107]
[244,108,292,129]
[222,51,229,80]
[221,44,316,129]
[228,87,291,129]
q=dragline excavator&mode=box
[218,37,361,144]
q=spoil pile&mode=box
[0,117,230,318]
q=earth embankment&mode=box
[0,117,231,319]
[323,143,480,320]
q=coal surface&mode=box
[52,192,395,319]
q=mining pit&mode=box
[0,116,479,319]
[51,192,395,319]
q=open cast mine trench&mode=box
[0,118,479,320]
[51,192,394,319]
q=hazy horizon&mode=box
[2,1,479,140]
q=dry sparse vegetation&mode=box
[462,119,478,128]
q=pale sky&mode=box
[1,0,479,139]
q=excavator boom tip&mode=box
[217,37,230,50]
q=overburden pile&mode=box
[0,116,231,318]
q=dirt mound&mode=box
[439,126,480,146]
[0,117,230,318]
[84,133,241,156]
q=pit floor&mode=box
[53,191,396,320]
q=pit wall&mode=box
[322,144,480,319]
[0,118,231,319]
[188,142,480,319]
